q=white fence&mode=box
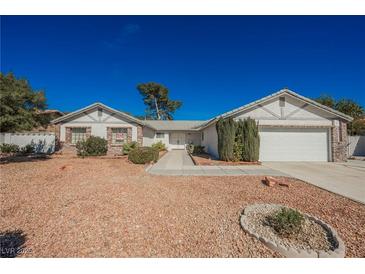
[348,135,365,157]
[0,132,56,154]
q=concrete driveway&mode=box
[149,150,286,176]
[262,160,365,204]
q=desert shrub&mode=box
[216,117,236,161]
[266,208,304,237]
[193,145,205,154]
[19,142,35,155]
[187,144,205,155]
[186,143,194,154]
[128,147,159,164]
[0,143,20,153]
[151,141,166,151]
[242,117,260,162]
[122,141,139,155]
[76,136,108,157]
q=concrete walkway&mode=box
[149,151,365,203]
[262,161,365,204]
[148,150,286,176]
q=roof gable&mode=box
[51,102,145,125]
[198,89,353,129]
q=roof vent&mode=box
[98,108,103,117]
[279,96,285,107]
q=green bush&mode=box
[76,136,108,157]
[122,141,139,155]
[151,141,166,151]
[186,144,204,154]
[216,117,236,161]
[19,143,35,155]
[193,145,204,154]
[128,147,159,164]
[186,143,194,154]
[242,117,260,162]
[266,208,304,237]
[0,143,20,153]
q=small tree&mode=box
[137,82,182,120]
[216,117,236,161]
[242,118,260,162]
[314,95,364,135]
[335,99,364,120]
[335,99,364,135]
[314,94,336,108]
[351,119,365,136]
[0,72,47,132]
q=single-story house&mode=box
[52,89,353,162]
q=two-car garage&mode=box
[200,90,351,163]
[259,127,330,162]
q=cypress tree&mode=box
[233,120,245,161]
[216,117,236,161]
[242,117,260,161]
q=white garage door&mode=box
[259,128,329,161]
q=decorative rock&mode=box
[240,204,346,258]
[264,176,277,187]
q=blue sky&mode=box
[1,16,364,119]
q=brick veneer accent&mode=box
[106,127,132,146]
[331,121,348,162]
[65,127,72,144]
[137,125,143,145]
[127,128,132,143]
[54,124,61,140]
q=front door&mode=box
[170,133,186,149]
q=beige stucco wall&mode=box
[186,132,201,146]
[142,128,170,148]
[202,124,219,158]
[142,126,156,147]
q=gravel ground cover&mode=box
[191,153,260,166]
[0,156,364,257]
[241,204,336,252]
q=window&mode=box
[111,128,128,144]
[71,128,87,144]
[156,132,165,138]
[201,132,204,141]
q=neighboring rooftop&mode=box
[36,109,64,116]
[144,120,206,131]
